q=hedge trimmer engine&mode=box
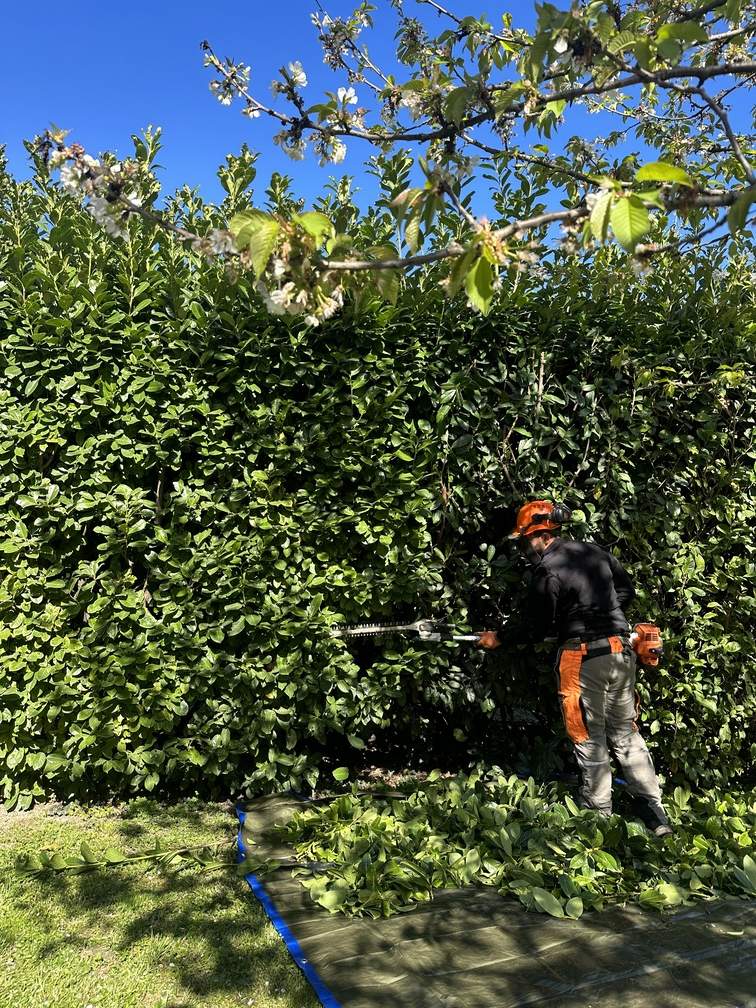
[330,618,486,644]
[630,623,664,667]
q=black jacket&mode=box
[526,538,635,644]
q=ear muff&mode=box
[529,503,571,527]
[550,503,572,525]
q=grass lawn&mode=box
[0,799,319,1008]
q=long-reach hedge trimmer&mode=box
[330,618,495,645]
[331,618,664,664]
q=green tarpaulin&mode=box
[237,795,756,1008]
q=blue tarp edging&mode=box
[235,804,343,1008]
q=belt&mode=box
[561,636,629,659]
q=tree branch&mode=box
[417,0,517,45]
[438,180,480,229]
[489,62,756,103]
[692,87,756,183]
[464,134,597,186]
[315,1,390,92]
[690,24,756,46]
[674,1,727,22]
[205,40,756,150]
[320,207,589,271]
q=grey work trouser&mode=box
[556,636,669,828]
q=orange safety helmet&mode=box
[509,500,568,539]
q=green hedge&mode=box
[1,155,754,808]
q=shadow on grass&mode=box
[27,850,313,1006]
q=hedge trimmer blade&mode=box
[330,618,440,640]
[330,619,483,643]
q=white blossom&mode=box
[319,138,347,166]
[254,273,344,327]
[48,149,68,169]
[256,280,297,315]
[630,257,651,278]
[209,80,232,105]
[331,140,347,164]
[288,61,308,88]
[554,34,570,54]
[60,163,84,193]
[209,228,235,255]
[273,131,306,160]
[87,196,127,239]
[337,86,358,105]
[399,92,423,119]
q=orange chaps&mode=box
[556,636,668,826]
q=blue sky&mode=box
[2,1,751,215]
[5,0,445,208]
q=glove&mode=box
[476,631,501,650]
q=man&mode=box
[479,499,672,837]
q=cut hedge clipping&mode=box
[277,770,756,919]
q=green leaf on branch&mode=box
[390,187,423,221]
[633,40,653,68]
[332,767,350,782]
[636,162,694,187]
[610,195,651,251]
[366,244,401,305]
[229,210,280,277]
[326,232,353,257]
[725,0,746,21]
[444,86,473,126]
[727,189,755,236]
[80,841,98,864]
[523,33,550,83]
[103,848,126,864]
[537,99,566,138]
[607,30,638,55]
[656,23,708,47]
[590,191,614,241]
[492,82,527,115]
[405,214,422,253]
[376,271,400,306]
[563,795,581,816]
[654,23,708,62]
[293,211,334,246]
[445,246,478,299]
[464,256,495,315]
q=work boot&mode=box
[652,824,674,838]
